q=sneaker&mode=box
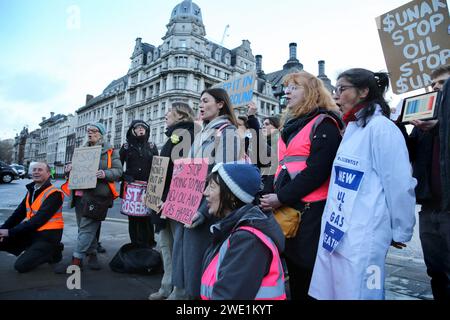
[96,243,106,253]
[166,287,190,300]
[148,290,170,300]
[87,253,101,270]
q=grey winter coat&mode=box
[172,115,241,298]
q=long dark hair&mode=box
[201,88,238,126]
[338,68,390,127]
[207,172,245,218]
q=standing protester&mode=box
[201,163,286,300]
[260,71,343,300]
[172,88,241,299]
[407,65,450,300]
[149,103,197,300]
[309,68,417,300]
[119,120,158,248]
[56,122,122,272]
[0,162,64,273]
[261,116,280,194]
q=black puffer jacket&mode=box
[119,120,159,185]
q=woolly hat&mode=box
[88,122,106,135]
[212,162,261,204]
[132,120,149,131]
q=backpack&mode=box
[109,243,162,274]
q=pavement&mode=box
[0,179,433,300]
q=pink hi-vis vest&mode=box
[200,226,286,300]
[275,114,339,203]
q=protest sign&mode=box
[121,181,148,216]
[399,90,440,123]
[376,0,450,94]
[145,156,170,212]
[68,145,102,189]
[214,71,256,107]
[161,158,208,225]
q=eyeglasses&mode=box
[333,85,356,95]
[284,85,301,93]
[87,129,99,134]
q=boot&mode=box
[48,243,64,264]
[53,256,82,274]
[96,242,106,253]
[87,253,101,270]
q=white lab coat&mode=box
[309,108,416,300]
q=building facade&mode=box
[74,0,279,149]
[23,129,41,169]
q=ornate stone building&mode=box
[75,0,279,149]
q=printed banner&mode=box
[322,157,365,253]
[120,181,148,216]
[400,90,439,122]
[161,158,208,225]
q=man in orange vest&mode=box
[0,162,64,273]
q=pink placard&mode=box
[162,158,208,225]
[120,181,149,216]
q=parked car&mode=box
[11,164,26,179]
[0,161,20,183]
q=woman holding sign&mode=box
[149,102,197,300]
[171,88,241,299]
[119,120,159,248]
[309,68,417,299]
[55,122,122,272]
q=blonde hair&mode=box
[282,72,338,125]
[171,102,195,123]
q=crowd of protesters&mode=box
[1,64,449,301]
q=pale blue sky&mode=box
[0,0,416,139]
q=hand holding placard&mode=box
[161,158,208,225]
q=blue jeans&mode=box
[419,207,450,300]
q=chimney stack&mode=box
[42,117,46,122]
[318,60,325,76]
[86,94,94,104]
[50,112,55,118]
[289,43,297,60]
[256,55,262,74]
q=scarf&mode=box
[342,103,366,125]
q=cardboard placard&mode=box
[120,181,148,216]
[214,72,256,107]
[399,90,440,123]
[68,145,102,189]
[145,156,170,212]
[376,0,450,94]
[161,158,208,225]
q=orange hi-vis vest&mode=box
[275,114,340,203]
[61,148,119,200]
[26,185,64,231]
[200,226,286,300]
